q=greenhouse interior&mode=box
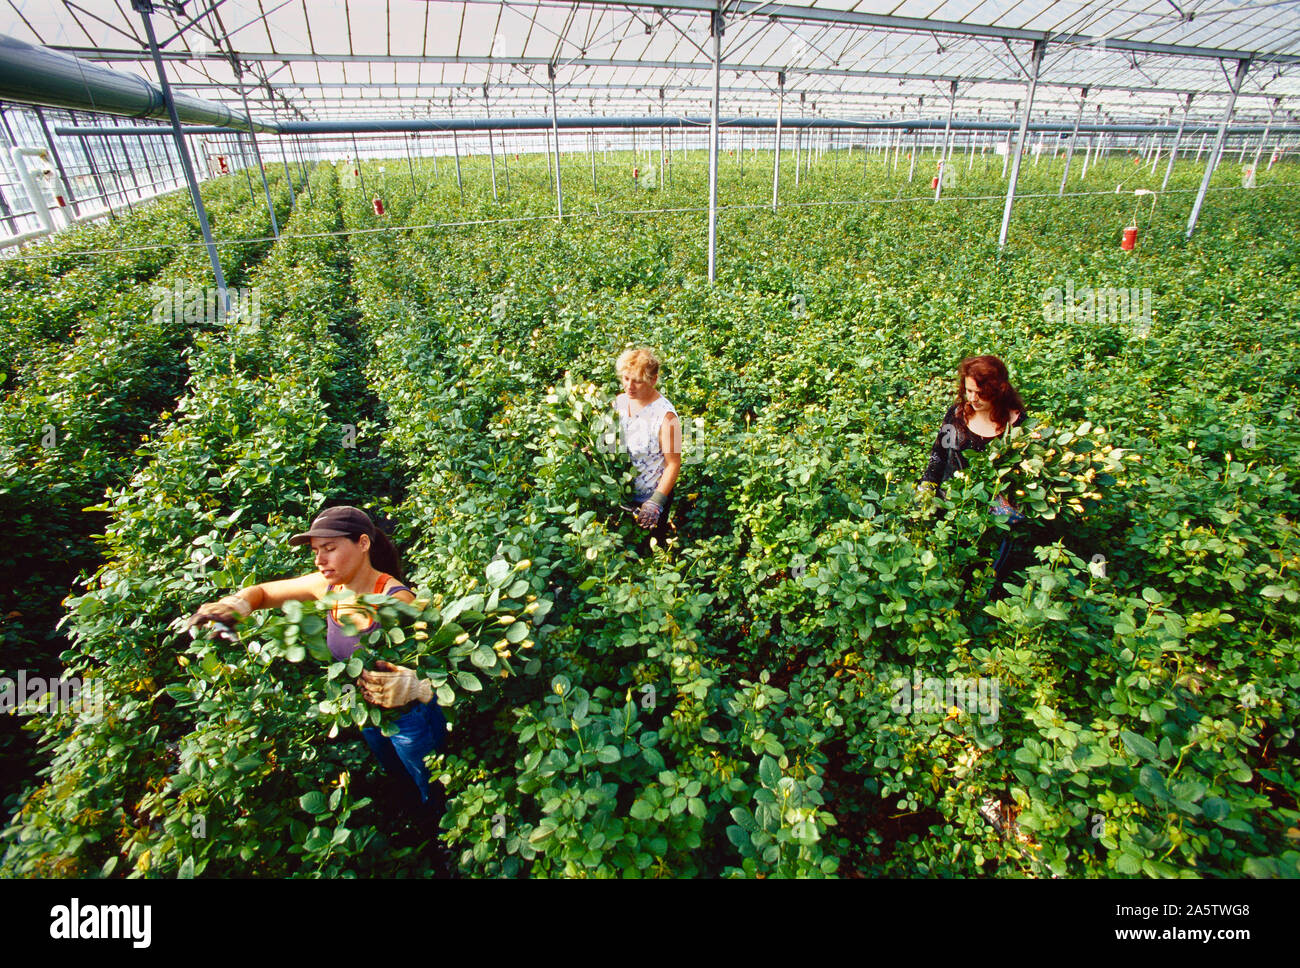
[0,0,1297,886]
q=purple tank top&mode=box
[325,575,410,661]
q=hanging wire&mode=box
[7,179,1293,263]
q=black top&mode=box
[921,403,1027,486]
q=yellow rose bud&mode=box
[454,632,470,645]
[414,631,429,641]
[523,602,539,614]
[413,621,428,630]
[498,615,515,625]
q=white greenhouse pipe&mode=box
[9,146,56,233]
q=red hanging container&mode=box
[1121,225,1138,250]
[372,197,385,216]
[931,176,940,189]
[633,167,639,178]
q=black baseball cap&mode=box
[289,506,375,546]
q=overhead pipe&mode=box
[0,33,273,134]
[57,116,1299,138]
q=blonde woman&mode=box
[614,348,681,546]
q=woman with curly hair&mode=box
[920,354,1027,491]
[919,355,1028,596]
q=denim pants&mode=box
[362,701,447,805]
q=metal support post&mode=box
[292,136,313,205]
[1250,97,1281,176]
[1188,59,1250,239]
[998,42,1045,250]
[70,111,115,221]
[403,133,418,197]
[1002,102,1017,179]
[659,89,667,189]
[236,132,257,200]
[1162,94,1192,192]
[484,87,498,203]
[109,115,143,204]
[351,133,366,195]
[501,132,510,194]
[237,69,278,238]
[133,0,228,316]
[771,72,783,212]
[453,130,464,203]
[548,63,563,219]
[706,8,722,283]
[935,80,957,202]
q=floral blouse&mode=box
[921,403,1026,486]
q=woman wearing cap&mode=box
[614,347,681,549]
[185,505,447,812]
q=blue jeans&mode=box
[362,701,447,805]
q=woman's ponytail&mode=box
[366,528,406,585]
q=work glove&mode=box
[634,491,668,529]
[184,595,251,631]
[358,660,433,708]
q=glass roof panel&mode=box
[0,1,1293,129]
